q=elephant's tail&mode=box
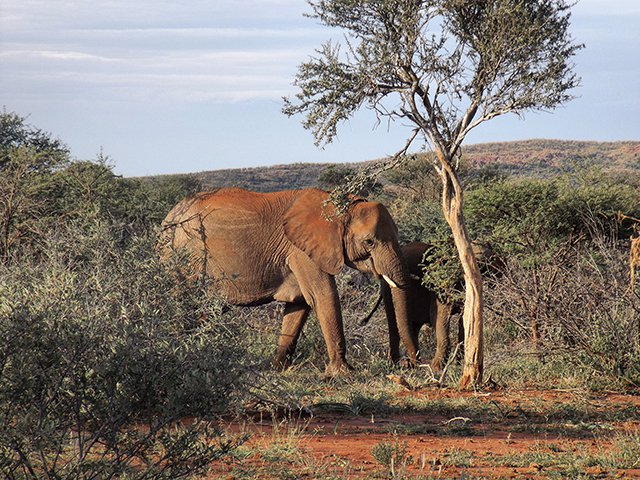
[359,291,383,326]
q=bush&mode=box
[371,438,412,477]
[484,240,640,388]
[466,172,640,259]
[1,129,200,263]
[46,157,201,241]
[0,220,250,478]
[389,169,640,389]
[0,112,71,262]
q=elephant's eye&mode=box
[363,238,375,249]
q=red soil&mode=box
[211,388,640,479]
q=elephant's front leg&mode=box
[287,254,352,375]
[273,302,311,371]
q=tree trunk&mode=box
[439,163,484,389]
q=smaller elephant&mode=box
[362,241,496,372]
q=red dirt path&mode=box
[211,388,640,479]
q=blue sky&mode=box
[1,0,638,177]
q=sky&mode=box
[1,0,639,177]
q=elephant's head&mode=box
[342,200,411,289]
[283,189,409,287]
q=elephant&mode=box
[160,187,419,375]
[361,241,497,373]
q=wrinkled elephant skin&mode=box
[160,188,418,375]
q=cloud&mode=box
[76,26,323,39]
[0,42,303,104]
[0,50,117,63]
[0,0,310,31]
[573,0,640,16]
[0,0,319,105]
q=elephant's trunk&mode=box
[373,243,419,366]
[389,285,419,366]
[372,242,411,289]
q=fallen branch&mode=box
[442,416,471,425]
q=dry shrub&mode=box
[0,220,252,479]
[485,238,640,389]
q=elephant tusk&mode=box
[382,274,398,289]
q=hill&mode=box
[146,140,640,192]
[461,139,640,179]
[194,162,329,192]
[146,162,329,193]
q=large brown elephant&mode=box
[160,187,418,375]
[363,241,496,372]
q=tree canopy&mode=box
[285,0,582,157]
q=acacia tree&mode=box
[283,0,582,387]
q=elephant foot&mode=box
[273,359,291,372]
[272,353,293,372]
[399,357,418,369]
[387,352,401,365]
[324,359,354,377]
[430,358,445,375]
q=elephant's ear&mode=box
[283,189,345,275]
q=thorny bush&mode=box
[0,220,252,479]
[484,237,640,389]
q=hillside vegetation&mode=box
[148,162,327,192]
[144,139,640,192]
[462,139,640,180]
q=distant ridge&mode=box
[145,139,640,192]
[462,139,640,177]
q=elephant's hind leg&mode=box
[273,302,311,371]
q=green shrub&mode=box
[466,172,640,260]
[371,438,412,478]
[0,220,250,478]
[45,157,201,241]
[391,199,466,302]
[388,169,640,389]
[0,112,71,262]
[1,111,201,264]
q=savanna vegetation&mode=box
[1,109,639,479]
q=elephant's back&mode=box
[161,187,285,252]
[160,188,298,304]
[163,188,290,228]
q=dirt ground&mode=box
[210,387,640,479]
